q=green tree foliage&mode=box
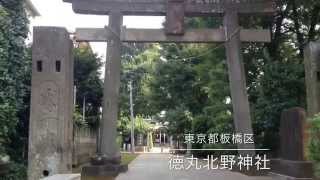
[119,43,156,117]
[0,0,30,160]
[73,45,103,127]
[117,114,151,136]
[118,0,320,156]
[73,106,88,128]
[147,43,233,134]
[118,42,233,148]
[0,1,30,179]
[164,106,193,135]
[251,61,305,151]
[245,0,319,151]
[134,116,151,134]
[0,5,15,156]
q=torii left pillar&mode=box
[81,11,127,180]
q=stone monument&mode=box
[270,107,313,180]
[28,27,74,180]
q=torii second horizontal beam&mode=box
[75,28,271,43]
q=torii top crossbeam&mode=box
[65,0,275,38]
[63,0,274,16]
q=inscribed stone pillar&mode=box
[270,108,313,179]
[280,108,306,161]
[28,27,73,180]
[223,11,255,155]
[304,41,320,117]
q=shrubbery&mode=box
[2,162,27,180]
[308,114,320,177]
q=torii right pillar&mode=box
[224,9,255,156]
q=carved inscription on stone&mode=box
[38,118,59,140]
[39,81,59,118]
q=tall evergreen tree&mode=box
[0,0,30,178]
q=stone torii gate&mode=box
[64,0,275,177]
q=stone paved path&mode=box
[116,154,273,180]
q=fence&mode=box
[72,127,97,167]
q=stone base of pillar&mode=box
[41,174,81,180]
[81,156,128,179]
[231,165,270,176]
[81,164,127,179]
[232,169,270,176]
[270,159,313,179]
[269,173,313,180]
[90,155,121,165]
